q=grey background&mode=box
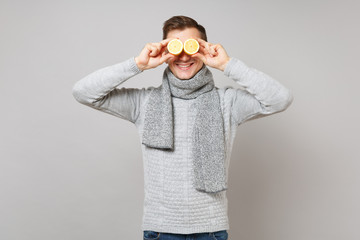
[1,0,359,239]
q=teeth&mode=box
[178,64,191,68]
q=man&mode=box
[73,15,293,240]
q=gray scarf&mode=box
[142,66,227,193]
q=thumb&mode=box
[160,53,174,64]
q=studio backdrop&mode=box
[1,0,359,240]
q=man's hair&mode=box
[163,15,207,41]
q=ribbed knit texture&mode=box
[72,57,293,234]
[142,66,227,193]
[139,96,230,233]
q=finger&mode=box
[148,44,161,57]
[160,38,175,47]
[209,45,217,56]
[143,43,152,54]
[214,44,227,57]
[214,44,223,51]
[197,38,213,56]
[160,52,175,64]
[198,45,211,57]
[157,44,169,57]
[145,43,154,53]
[149,48,158,57]
[197,43,210,56]
[196,38,212,50]
[153,42,162,49]
[196,38,208,46]
[154,42,165,55]
[191,52,206,63]
[152,41,172,57]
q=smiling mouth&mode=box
[175,62,194,70]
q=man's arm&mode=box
[72,58,145,123]
[192,39,293,125]
[224,58,293,125]
[72,38,174,123]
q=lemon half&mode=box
[184,39,199,55]
[167,39,183,55]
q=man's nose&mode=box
[178,51,191,61]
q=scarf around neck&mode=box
[142,66,227,193]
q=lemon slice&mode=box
[184,39,199,55]
[167,39,183,55]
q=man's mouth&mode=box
[175,62,194,70]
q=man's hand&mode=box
[135,39,174,71]
[192,38,230,71]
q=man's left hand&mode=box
[192,38,230,71]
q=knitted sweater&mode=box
[72,57,293,234]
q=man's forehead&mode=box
[166,27,202,39]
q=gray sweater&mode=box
[72,57,293,234]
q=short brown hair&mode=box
[163,15,207,41]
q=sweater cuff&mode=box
[128,57,143,74]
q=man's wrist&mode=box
[135,57,145,71]
[130,57,144,74]
[219,57,230,71]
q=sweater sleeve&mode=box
[72,57,146,123]
[224,58,293,125]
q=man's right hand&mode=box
[135,39,174,71]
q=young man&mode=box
[73,16,293,240]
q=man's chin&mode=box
[177,73,194,80]
[172,70,194,80]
